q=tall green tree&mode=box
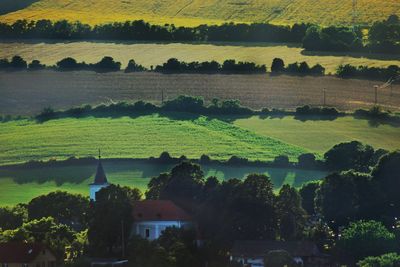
[276,185,306,240]
[227,174,277,240]
[88,184,141,255]
[372,151,400,218]
[0,204,27,230]
[299,182,319,215]
[324,141,375,172]
[28,191,89,228]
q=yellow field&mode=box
[0,0,399,26]
[1,41,400,74]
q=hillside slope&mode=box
[0,0,399,26]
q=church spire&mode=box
[93,149,108,185]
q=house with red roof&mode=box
[0,242,57,267]
[131,200,194,240]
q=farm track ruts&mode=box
[1,71,399,115]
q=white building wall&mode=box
[132,220,193,240]
[89,183,109,201]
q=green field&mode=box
[1,114,399,167]
[233,116,400,154]
[1,42,400,75]
[0,0,399,26]
[0,113,398,206]
[0,161,328,206]
[0,114,309,166]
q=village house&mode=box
[89,154,195,241]
[131,200,194,240]
[0,242,57,267]
[230,240,329,267]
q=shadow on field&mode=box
[0,160,328,189]
[365,118,400,128]
[0,165,94,186]
[301,49,400,61]
[0,0,39,15]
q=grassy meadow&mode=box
[233,116,400,154]
[0,0,399,26]
[1,42,400,75]
[0,161,328,206]
[1,114,399,167]
[0,114,309,166]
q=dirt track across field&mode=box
[1,71,399,115]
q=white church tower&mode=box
[89,150,109,201]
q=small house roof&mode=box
[133,200,193,222]
[231,240,320,258]
[0,242,54,262]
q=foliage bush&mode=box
[125,59,147,73]
[358,253,400,267]
[155,58,266,74]
[337,220,397,262]
[324,141,375,172]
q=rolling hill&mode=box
[0,0,399,27]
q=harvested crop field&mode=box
[1,71,399,115]
[1,0,399,26]
[1,41,399,74]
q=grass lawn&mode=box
[233,115,400,154]
[0,114,308,166]
[0,161,328,206]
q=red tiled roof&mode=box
[0,242,52,262]
[133,200,193,222]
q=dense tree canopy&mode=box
[88,184,141,255]
[276,185,306,240]
[358,253,400,267]
[337,220,397,262]
[0,204,27,230]
[27,191,89,229]
[0,217,77,260]
[324,141,375,172]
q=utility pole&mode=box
[374,85,378,105]
[121,220,125,258]
[161,89,164,104]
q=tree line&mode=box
[1,16,399,54]
[33,95,344,123]
[0,147,399,266]
[0,56,266,74]
[303,15,400,54]
[3,55,399,81]
[33,96,400,129]
[0,19,309,43]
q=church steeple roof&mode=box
[92,149,108,185]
